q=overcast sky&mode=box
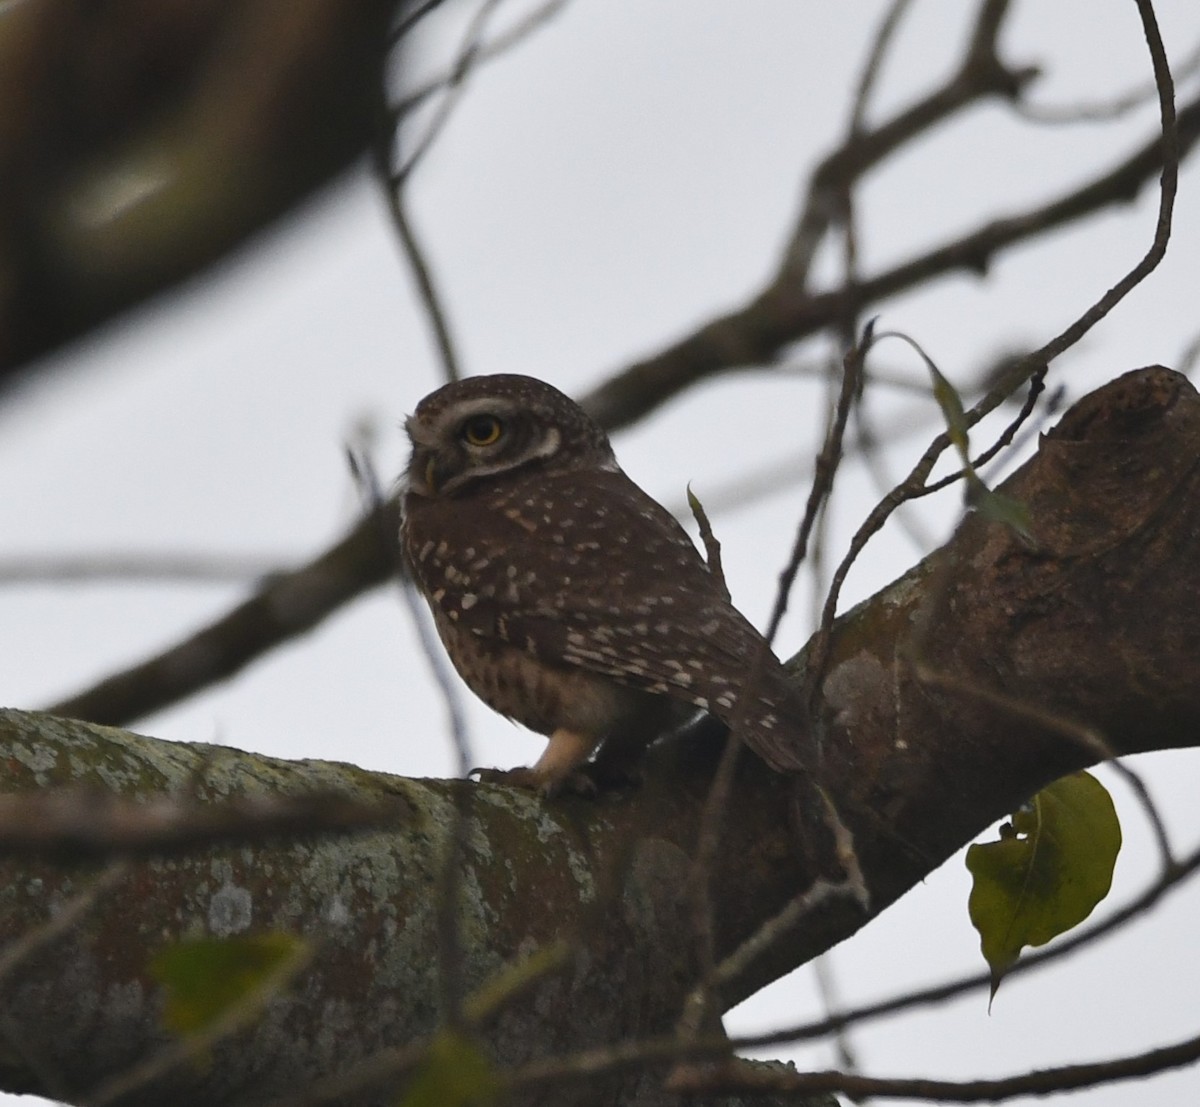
[2,2,1199,1104]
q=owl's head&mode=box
[403,374,617,498]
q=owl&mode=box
[400,374,817,796]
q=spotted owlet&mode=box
[400,373,818,796]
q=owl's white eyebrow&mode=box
[442,397,513,420]
[405,414,439,446]
[528,427,560,460]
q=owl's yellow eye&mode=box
[461,414,504,447]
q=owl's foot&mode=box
[472,764,599,798]
[473,726,640,798]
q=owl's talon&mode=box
[469,764,610,799]
[472,766,540,790]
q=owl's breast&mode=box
[430,603,655,743]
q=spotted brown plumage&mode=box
[400,373,815,794]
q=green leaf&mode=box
[929,361,971,462]
[399,1031,501,1107]
[970,487,1034,544]
[966,771,1121,998]
[151,932,309,1037]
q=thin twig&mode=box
[813,954,860,1076]
[681,11,890,1008]
[852,398,938,554]
[493,841,1200,1095]
[346,446,474,1030]
[0,863,129,987]
[390,192,463,383]
[771,332,866,649]
[774,0,1024,290]
[848,0,915,133]
[0,789,400,861]
[911,660,1176,873]
[373,44,463,384]
[736,839,1200,1052]
[686,485,729,599]
[668,1025,1200,1100]
[708,877,862,998]
[275,941,572,1107]
[805,0,1180,696]
[681,336,863,1039]
[582,91,1198,433]
[389,0,447,45]
[1178,329,1200,376]
[391,0,570,116]
[1016,35,1200,125]
[0,553,285,587]
[391,0,504,187]
[82,940,313,1107]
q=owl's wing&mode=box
[417,469,813,773]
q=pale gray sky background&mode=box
[2,2,1199,1104]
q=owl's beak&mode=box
[406,445,453,496]
[404,447,439,496]
[405,415,443,495]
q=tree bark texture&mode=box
[0,366,1196,1105]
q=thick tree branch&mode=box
[5,366,1200,1105]
[46,500,401,726]
[0,0,398,375]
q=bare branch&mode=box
[736,839,1200,1053]
[766,332,866,647]
[389,0,570,119]
[387,191,464,383]
[0,789,400,861]
[776,0,1031,290]
[45,500,399,725]
[0,552,286,588]
[1016,34,1200,125]
[806,1,1181,696]
[668,1027,1200,1101]
[580,88,1198,433]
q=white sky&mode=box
[2,2,1199,1104]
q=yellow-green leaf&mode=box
[151,932,308,1037]
[971,487,1033,543]
[966,771,1121,998]
[929,361,971,460]
[399,1031,500,1107]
